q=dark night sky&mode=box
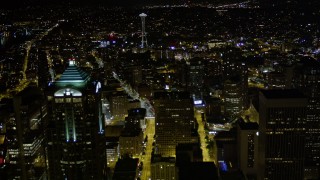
[1,0,244,9]
[3,0,128,8]
[3,0,148,9]
[2,0,320,9]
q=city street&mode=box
[194,108,216,164]
[140,117,155,180]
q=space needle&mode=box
[139,13,148,49]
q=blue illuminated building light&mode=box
[218,161,228,172]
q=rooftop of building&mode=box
[106,136,120,143]
[176,143,203,165]
[106,142,119,148]
[105,125,124,137]
[298,56,320,67]
[153,91,190,100]
[114,157,139,172]
[178,162,219,180]
[220,169,246,180]
[176,143,201,151]
[110,90,129,97]
[127,108,146,117]
[224,75,242,83]
[214,127,237,141]
[23,130,42,144]
[237,119,259,130]
[260,89,305,99]
[120,127,142,137]
[15,86,44,104]
[204,97,222,104]
[54,60,90,88]
[151,154,175,163]
[206,115,228,124]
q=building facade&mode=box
[151,155,176,180]
[258,89,307,180]
[292,58,320,179]
[237,119,259,178]
[119,129,143,157]
[154,91,194,157]
[223,76,244,118]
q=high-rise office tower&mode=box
[221,48,249,110]
[113,157,139,180]
[126,108,146,130]
[223,76,244,118]
[237,119,259,179]
[176,60,188,88]
[154,91,194,157]
[119,108,145,157]
[45,60,106,180]
[292,58,320,179]
[119,128,143,157]
[109,91,128,121]
[258,89,307,180]
[5,87,46,180]
[188,58,205,102]
[131,66,143,87]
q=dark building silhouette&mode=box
[45,60,106,179]
[204,97,223,117]
[176,143,203,165]
[215,127,238,171]
[126,108,146,130]
[173,60,188,89]
[258,89,307,180]
[177,162,219,180]
[37,48,50,90]
[4,87,46,180]
[113,157,139,180]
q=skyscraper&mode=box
[292,58,320,179]
[258,89,307,180]
[221,48,249,112]
[6,87,46,180]
[223,76,244,118]
[154,91,194,157]
[45,60,106,180]
[188,58,205,102]
[237,119,259,179]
